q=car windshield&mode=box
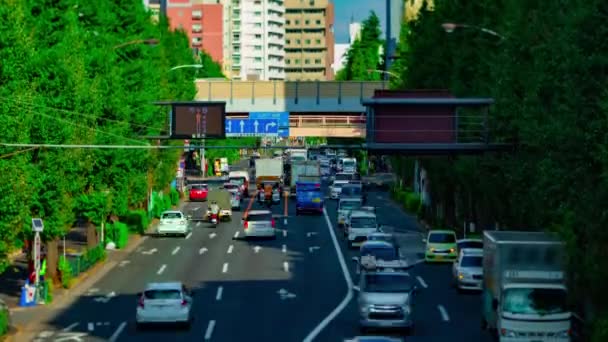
[502,288,568,315]
[191,185,207,190]
[247,213,272,222]
[339,201,362,211]
[461,255,483,267]
[335,173,352,181]
[229,178,244,186]
[360,246,398,260]
[458,241,483,249]
[343,160,356,167]
[223,184,238,190]
[341,186,361,196]
[429,233,456,243]
[363,274,414,293]
[144,289,182,300]
[161,212,182,219]
[350,217,377,228]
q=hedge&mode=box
[170,188,179,206]
[106,222,128,249]
[0,303,8,336]
[58,255,73,289]
[390,187,423,217]
[121,209,149,234]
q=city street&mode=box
[22,186,492,342]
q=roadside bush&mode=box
[170,188,179,206]
[162,193,172,211]
[404,192,421,212]
[121,210,149,234]
[114,222,129,249]
[58,255,73,289]
[151,192,163,218]
[0,301,9,336]
[592,315,608,342]
[84,244,106,266]
[44,280,53,303]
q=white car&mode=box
[337,197,363,227]
[452,248,483,291]
[347,210,380,248]
[242,210,276,238]
[156,211,191,237]
[136,282,194,328]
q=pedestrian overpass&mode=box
[195,79,386,138]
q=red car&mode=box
[189,184,208,201]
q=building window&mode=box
[304,59,310,64]
[316,20,321,25]
[254,45,262,50]
[315,39,321,44]
[254,23,262,27]
[286,39,291,44]
[286,20,291,25]
[295,20,300,25]
[305,20,310,25]
[286,59,291,64]
[295,59,300,64]
[254,11,261,16]
[254,57,262,62]
[192,24,202,33]
[255,34,262,39]
[305,39,311,44]
[192,10,202,19]
[315,59,322,64]
[296,39,301,44]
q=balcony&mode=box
[267,24,284,35]
[192,11,202,20]
[268,49,285,58]
[192,25,203,33]
[267,34,283,45]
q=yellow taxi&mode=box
[424,230,458,262]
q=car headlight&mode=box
[500,329,517,338]
[401,305,411,315]
[428,247,435,252]
[449,248,455,253]
[458,273,468,280]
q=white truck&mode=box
[289,148,307,163]
[254,159,283,182]
[482,231,571,341]
[289,160,320,197]
[340,157,357,174]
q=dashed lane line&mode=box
[186,232,192,239]
[222,263,229,273]
[416,276,428,288]
[157,264,167,275]
[172,246,181,255]
[438,305,450,322]
[215,286,223,301]
[108,322,127,342]
[62,322,79,332]
[227,245,234,254]
[204,320,216,340]
[282,244,287,253]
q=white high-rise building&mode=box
[224,0,285,81]
[349,22,361,43]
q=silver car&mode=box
[136,282,194,329]
[452,248,483,291]
[354,271,417,333]
[242,210,276,239]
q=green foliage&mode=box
[84,244,106,265]
[395,0,608,331]
[109,222,129,249]
[151,192,164,219]
[336,11,384,81]
[0,304,7,335]
[58,255,73,289]
[170,188,180,206]
[203,138,258,176]
[121,209,150,234]
[0,0,218,269]
[162,193,172,212]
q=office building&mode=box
[333,43,349,74]
[349,22,361,43]
[284,0,335,81]
[163,0,224,63]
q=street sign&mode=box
[249,112,289,137]
[225,118,279,137]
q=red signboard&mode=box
[370,90,456,144]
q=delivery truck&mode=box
[289,160,320,197]
[255,158,283,202]
[482,231,571,341]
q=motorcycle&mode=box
[210,213,219,227]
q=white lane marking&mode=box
[283,230,287,237]
[118,260,130,267]
[87,322,94,331]
[234,231,240,238]
[416,276,428,288]
[253,245,261,253]
[62,322,79,332]
[157,264,167,275]
[283,261,289,272]
[204,320,216,340]
[196,222,201,227]
[172,246,181,255]
[209,232,216,239]
[87,288,99,294]
[199,247,208,254]
[193,207,200,211]
[309,246,321,253]
[222,262,229,273]
[438,305,450,321]
[302,208,354,342]
[282,244,287,253]
[108,321,127,342]
[216,286,223,301]
[186,232,192,239]
[306,232,318,237]
[227,245,234,254]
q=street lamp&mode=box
[113,39,159,50]
[367,69,401,81]
[441,23,506,41]
[169,64,204,71]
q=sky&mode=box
[332,0,385,43]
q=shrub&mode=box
[58,256,73,289]
[44,280,53,303]
[162,193,172,211]
[84,244,106,266]
[404,192,422,213]
[114,222,129,249]
[170,188,179,206]
[0,302,8,336]
[121,210,149,234]
[151,192,163,218]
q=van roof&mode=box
[350,210,376,218]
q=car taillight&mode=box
[138,297,145,309]
[243,221,248,229]
[271,219,276,228]
[181,299,188,307]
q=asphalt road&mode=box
[25,180,493,341]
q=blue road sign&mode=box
[249,112,290,137]
[225,118,279,137]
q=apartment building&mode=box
[284,0,335,81]
[143,0,161,22]
[164,0,224,63]
[221,0,286,81]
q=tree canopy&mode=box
[336,11,384,81]
[389,0,608,337]
[0,0,223,272]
